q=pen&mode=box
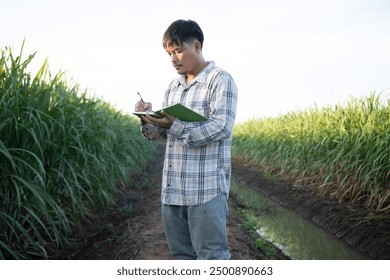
[137,92,145,103]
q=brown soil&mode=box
[56,144,390,260]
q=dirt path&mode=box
[57,144,265,260]
[57,144,389,260]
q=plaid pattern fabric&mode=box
[142,61,238,205]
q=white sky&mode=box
[1,0,389,123]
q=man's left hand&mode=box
[142,110,175,129]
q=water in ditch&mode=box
[231,179,367,260]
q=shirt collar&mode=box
[177,61,215,86]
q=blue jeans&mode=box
[162,194,231,260]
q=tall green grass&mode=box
[233,93,389,213]
[0,45,157,259]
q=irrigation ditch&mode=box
[231,156,390,260]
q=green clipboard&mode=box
[132,103,208,122]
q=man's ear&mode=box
[193,40,202,53]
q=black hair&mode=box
[162,19,204,49]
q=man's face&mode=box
[165,42,199,75]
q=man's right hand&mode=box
[134,100,152,112]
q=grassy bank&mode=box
[232,93,389,213]
[0,46,157,259]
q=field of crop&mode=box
[232,93,389,213]
[0,46,157,259]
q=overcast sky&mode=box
[1,0,389,122]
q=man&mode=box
[134,19,238,260]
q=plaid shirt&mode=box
[141,61,238,206]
